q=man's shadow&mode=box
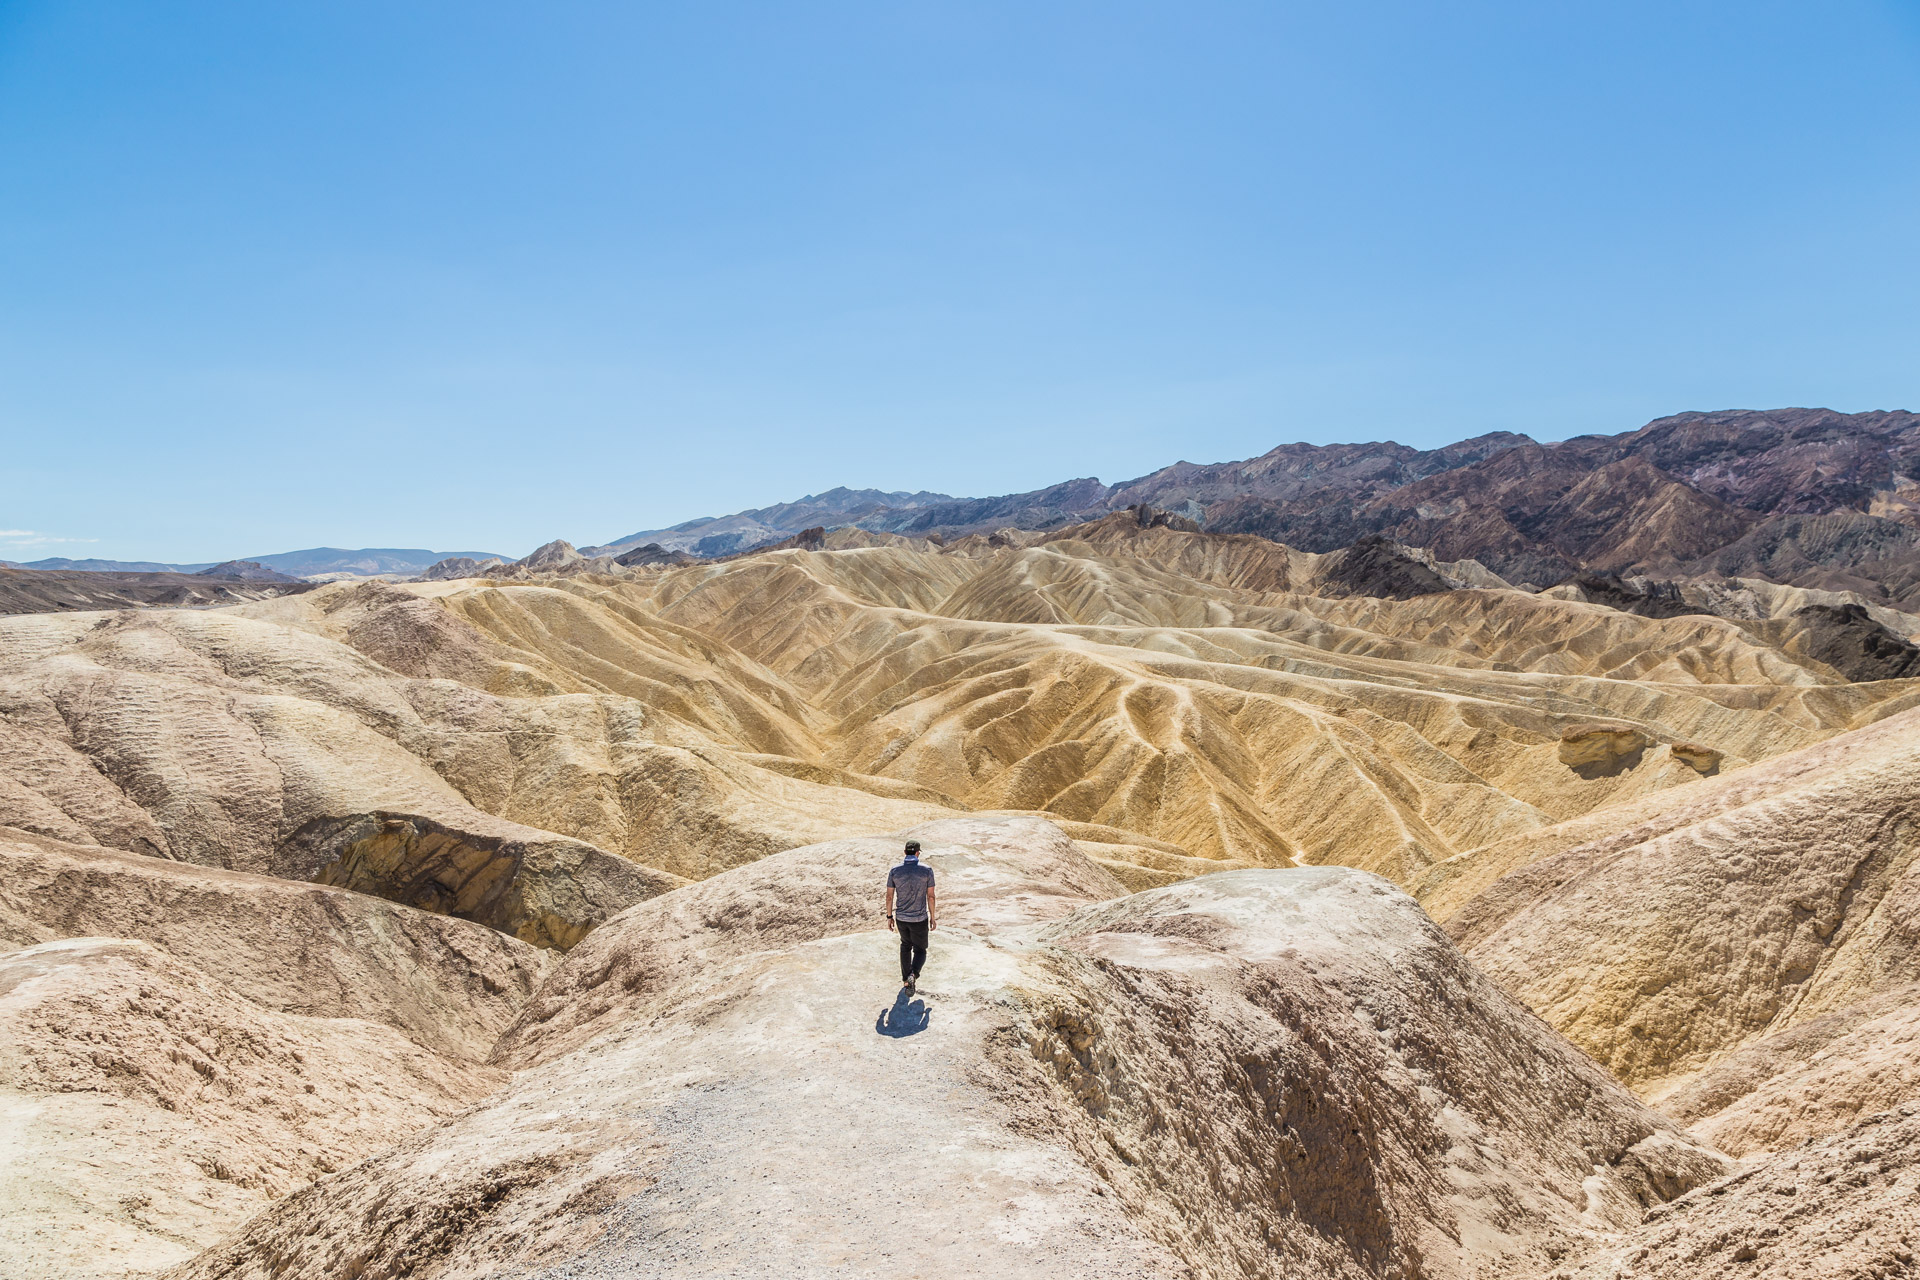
[876,989,931,1038]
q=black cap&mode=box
[904,839,921,856]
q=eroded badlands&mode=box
[3,519,1919,1278]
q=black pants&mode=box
[897,919,929,980]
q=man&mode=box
[884,839,936,991]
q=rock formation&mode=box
[4,497,1920,1279]
[0,607,678,947]
[417,555,504,580]
[1550,571,1711,619]
[0,565,316,615]
[610,541,695,567]
[1439,705,1920,1154]
[1559,1106,1920,1279]
[0,827,543,1277]
[1556,723,1648,770]
[0,828,548,1059]
[577,407,1920,607]
[0,937,504,1279]
[1762,602,1920,681]
[192,560,303,582]
[171,819,1725,1280]
[4,523,1909,907]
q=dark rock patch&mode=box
[1783,604,1920,682]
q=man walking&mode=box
[884,839,936,990]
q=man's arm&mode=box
[926,884,936,931]
[884,883,896,932]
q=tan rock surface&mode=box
[1556,722,1649,768]
[1667,740,1723,773]
[490,815,1123,1070]
[446,537,1899,878]
[0,938,502,1280]
[7,524,1914,919]
[1660,984,1920,1158]
[1443,704,1920,1131]
[175,819,1721,1280]
[9,523,1920,1280]
[1558,1105,1920,1280]
[0,826,556,1277]
[0,607,745,943]
[0,827,547,1061]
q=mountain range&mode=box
[7,433,1920,1277]
[589,407,1920,607]
[17,409,1918,612]
[7,509,1920,1277]
[4,547,507,579]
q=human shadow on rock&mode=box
[876,991,931,1038]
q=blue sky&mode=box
[3,2,1917,562]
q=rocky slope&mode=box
[1559,1105,1920,1280]
[171,818,1725,1280]
[1435,704,1920,1162]
[6,524,1911,919]
[0,828,549,1059]
[0,606,692,947]
[4,513,1920,1278]
[0,566,317,616]
[0,828,546,1277]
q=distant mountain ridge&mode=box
[22,408,1920,609]
[6,548,509,580]
[585,487,954,558]
[8,557,219,573]
[581,408,1920,606]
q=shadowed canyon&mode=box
[6,410,1920,1278]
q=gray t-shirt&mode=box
[888,858,935,923]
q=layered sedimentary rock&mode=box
[1758,602,1920,681]
[175,819,1723,1280]
[0,828,548,1059]
[1439,705,1920,1157]
[5,521,1913,921]
[0,827,549,1276]
[7,509,1920,1278]
[0,939,503,1280]
[0,605,701,945]
[1560,1106,1920,1280]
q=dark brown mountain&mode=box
[1766,603,1920,681]
[864,409,1918,592]
[1595,407,1920,515]
[1204,446,1759,587]
[1103,431,1533,512]
[854,433,1535,543]
[589,407,1919,601]
[1685,510,1920,609]
[872,476,1115,537]
[1313,535,1456,599]
[0,566,316,615]
[1139,409,1918,592]
[1557,573,1711,620]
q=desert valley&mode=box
[1,408,1918,1277]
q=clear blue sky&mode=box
[3,2,1917,562]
